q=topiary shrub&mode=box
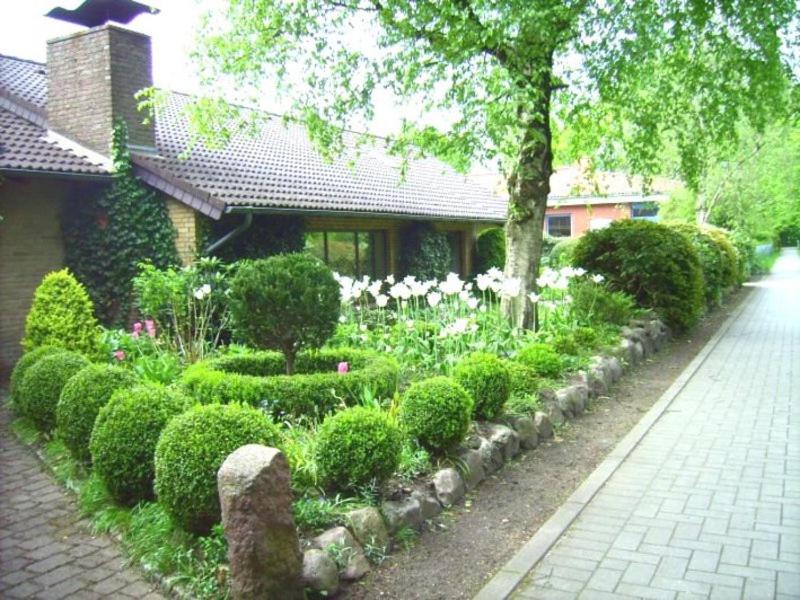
[22,269,100,355]
[229,254,340,374]
[9,346,63,407]
[17,351,90,432]
[505,361,542,397]
[473,227,505,275]
[400,221,452,280]
[399,377,472,453]
[56,364,138,463]
[703,226,740,289]
[90,385,189,505]
[154,403,282,533]
[315,406,403,489]
[572,220,704,331]
[452,352,510,420]
[667,222,725,307]
[569,279,636,326]
[180,348,398,420]
[516,343,564,378]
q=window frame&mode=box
[546,213,572,238]
[306,229,388,278]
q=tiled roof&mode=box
[0,54,507,222]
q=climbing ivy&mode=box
[400,221,452,280]
[62,121,179,327]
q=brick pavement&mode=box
[511,248,800,600]
[0,406,165,599]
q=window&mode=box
[631,202,659,220]
[305,231,387,278]
[546,215,572,238]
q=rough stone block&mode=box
[433,468,466,507]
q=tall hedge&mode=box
[473,227,505,275]
[667,222,726,307]
[400,221,452,280]
[573,220,704,331]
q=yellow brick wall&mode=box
[167,199,198,266]
[0,179,66,378]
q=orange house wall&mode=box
[545,203,632,237]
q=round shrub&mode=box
[569,279,635,326]
[56,364,138,463]
[9,345,63,406]
[90,385,189,505]
[154,403,282,533]
[572,220,704,331]
[473,227,505,275]
[452,352,510,420]
[505,361,542,397]
[229,254,340,374]
[22,269,100,355]
[516,343,564,378]
[549,236,582,267]
[668,222,725,307]
[399,377,472,453]
[316,406,403,489]
[17,351,90,432]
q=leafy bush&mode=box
[180,348,398,420]
[473,227,505,275]
[549,237,581,267]
[572,220,704,331]
[17,351,90,432]
[452,352,510,420]
[22,269,100,355]
[400,221,452,280]
[154,403,282,533]
[703,226,740,288]
[9,346,63,406]
[399,377,472,453]
[569,279,636,326]
[56,364,138,463]
[505,361,542,397]
[90,385,189,505]
[667,222,726,306]
[516,343,564,378]
[505,393,541,416]
[315,407,403,489]
[551,332,579,355]
[229,254,340,374]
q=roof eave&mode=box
[225,204,506,224]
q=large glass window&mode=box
[305,231,387,278]
[631,202,659,220]
[546,215,572,237]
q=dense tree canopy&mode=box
[188,0,798,326]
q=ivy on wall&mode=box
[62,121,179,327]
[400,221,452,280]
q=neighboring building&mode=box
[0,6,505,375]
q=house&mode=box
[0,3,506,376]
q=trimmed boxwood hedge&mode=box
[399,376,473,453]
[9,345,63,406]
[180,348,398,420]
[452,352,510,420]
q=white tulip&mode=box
[528,292,540,304]
[466,297,479,310]
[592,274,605,283]
[426,291,442,307]
[500,277,522,298]
[375,294,389,308]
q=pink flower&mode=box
[144,319,156,338]
[113,350,126,361]
[131,331,140,340]
[337,362,349,374]
[132,322,143,334]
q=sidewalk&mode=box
[478,248,800,600]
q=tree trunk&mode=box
[284,348,296,375]
[501,64,554,329]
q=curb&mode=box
[472,292,754,600]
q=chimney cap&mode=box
[46,0,159,28]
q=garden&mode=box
[8,219,752,598]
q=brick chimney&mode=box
[46,24,155,155]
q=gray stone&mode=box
[381,497,423,532]
[618,338,636,366]
[432,468,466,507]
[547,403,565,427]
[345,507,389,553]
[556,387,575,416]
[217,444,304,600]
[538,388,557,404]
[411,490,442,520]
[534,412,553,439]
[478,436,504,473]
[486,423,520,460]
[457,448,485,490]
[302,549,338,595]
[605,356,623,382]
[508,415,538,450]
[633,341,645,362]
[588,367,609,397]
[311,526,369,581]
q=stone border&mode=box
[472,294,755,600]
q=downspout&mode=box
[203,211,253,255]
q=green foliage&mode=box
[399,377,472,453]
[62,121,179,326]
[573,220,704,331]
[400,222,452,281]
[292,494,361,533]
[90,385,189,505]
[703,226,740,288]
[17,351,90,432]
[9,346,63,405]
[180,348,398,420]
[504,393,541,417]
[154,403,282,533]
[504,361,542,397]
[56,364,138,463]
[396,440,433,481]
[516,343,564,378]
[22,269,100,356]
[229,254,340,374]
[208,214,305,261]
[667,222,727,306]
[473,227,505,275]
[452,352,510,420]
[569,279,636,326]
[548,237,581,267]
[315,406,403,489]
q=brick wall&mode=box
[545,203,631,237]
[0,179,66,379]
[167,198,198,266]
[47,24,154,153]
